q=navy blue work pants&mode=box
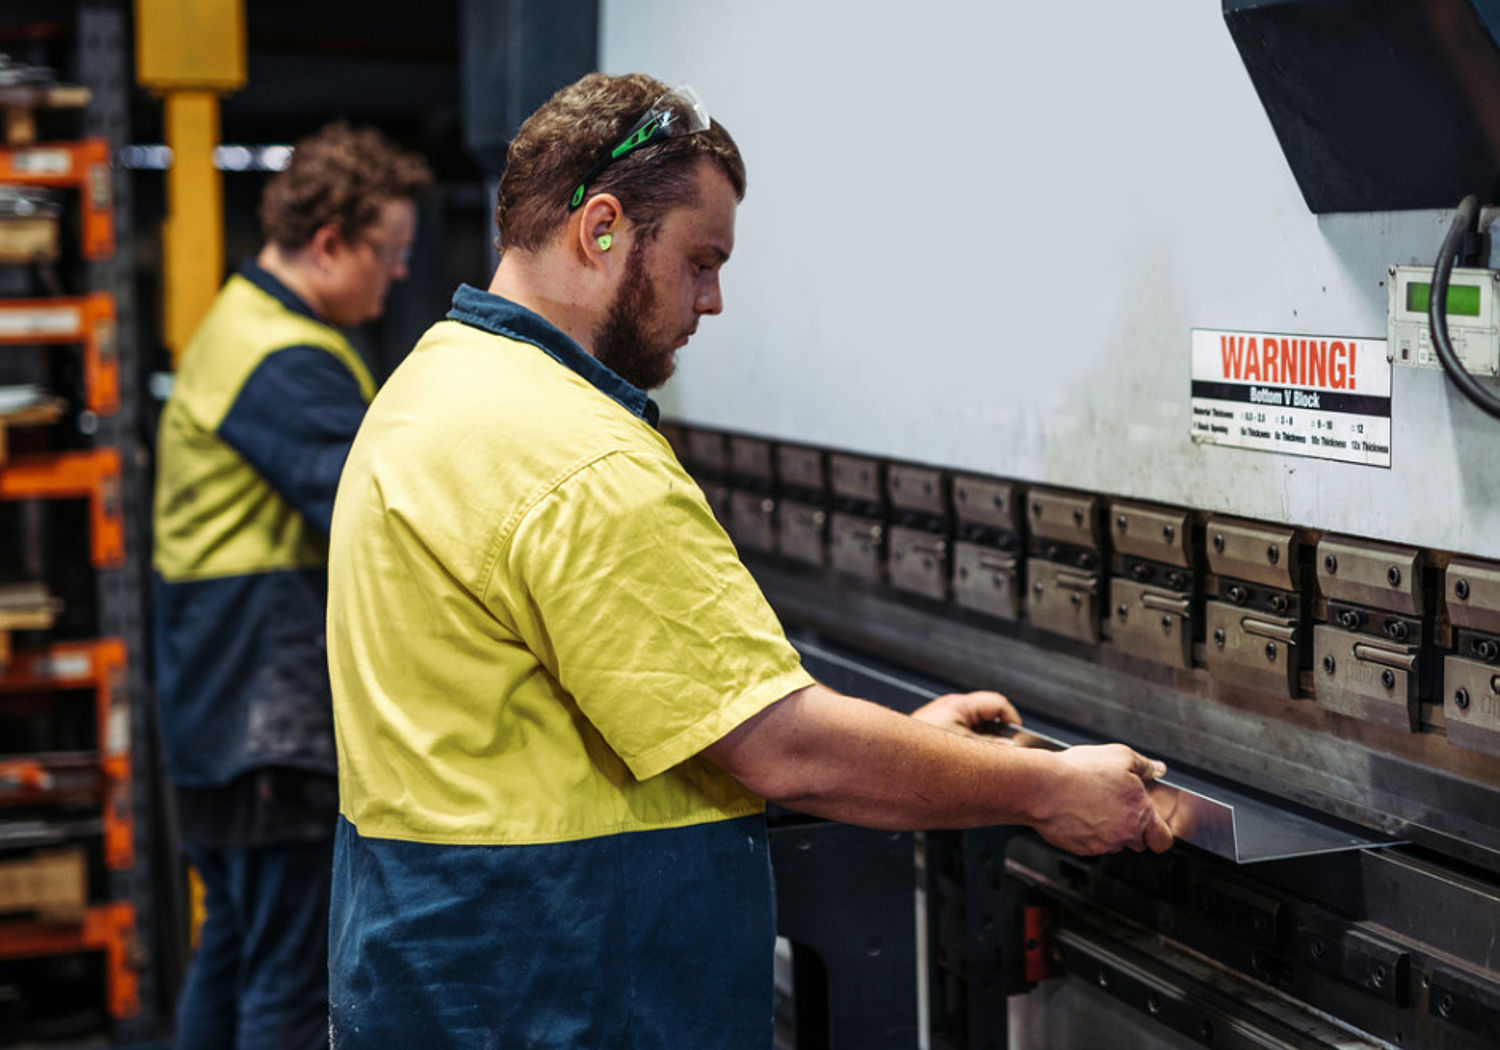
[174,839,333,1050]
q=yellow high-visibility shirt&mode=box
[328,286,813,847]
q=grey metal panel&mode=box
[612,4,1500,561]
[1315,536,1423,615]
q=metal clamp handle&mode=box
[837,521,883,543]
[1240,617,1297,643]
[977,553,1017,573]
[1054,569,1099,595]
[1140,592,1191,617]
[1351,643,1417,672]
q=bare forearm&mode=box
[706,684,1056,830]
[704,682,1173,855]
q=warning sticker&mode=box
[1190,328,1392,468]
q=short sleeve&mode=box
[495,449,813,780]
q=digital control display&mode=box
[1406,281,1481,317]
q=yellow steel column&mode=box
[135,0,246,364]
[160,91,222,361]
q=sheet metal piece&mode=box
[793,637,1401,865]
[997,718,1394,864]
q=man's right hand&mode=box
[1031,744,1174,855]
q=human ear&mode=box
[579,194,625,263]
[308,223,346,271]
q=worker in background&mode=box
[152,121,432,1050]
[326,73,1171,1049]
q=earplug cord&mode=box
[1430,194,1500,421]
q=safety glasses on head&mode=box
[567,83,711,210]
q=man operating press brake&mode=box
[325,72,1173,1048]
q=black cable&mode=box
[1429,194,1500,420]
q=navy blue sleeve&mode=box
[217,345,369,536]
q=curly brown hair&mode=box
[495,73,745,253]
[259,121,433,250]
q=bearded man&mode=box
[325,71,1171,1049]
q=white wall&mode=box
[601,1,1499,557]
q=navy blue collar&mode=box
[238,258,326,326]
[446,283,660,427]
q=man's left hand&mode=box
[910,690,1022,737]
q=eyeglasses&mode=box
[361,235,413,269]
[567,83,711,210]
